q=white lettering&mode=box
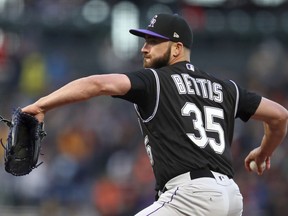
[196,79,208,98]
[182,74,195,94]
[171,74,186,94]
[171,73,223,103]
[213,83,223,103]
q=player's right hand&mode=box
[244,147,271,175]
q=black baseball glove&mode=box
[0,107,46,176]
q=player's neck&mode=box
[169,54,190,65]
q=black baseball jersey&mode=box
[115,61,261,190]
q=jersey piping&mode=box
[134,69,160,123]
[229,80,239,118]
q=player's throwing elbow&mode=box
[265,101,288,136]
[252,97,288,129]
[252,97,288,155]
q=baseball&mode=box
[249,160,266,172]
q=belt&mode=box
[189,168,233,180]
[161,168,232,193]
[189,168,214,180]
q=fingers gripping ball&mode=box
[0,108,47,176]
[249,160,266,173]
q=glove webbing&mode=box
[0,116,12,128]
[0,115,12,150]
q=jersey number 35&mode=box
[182,102,225,154]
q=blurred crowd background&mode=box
[0,0,287,215]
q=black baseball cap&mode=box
[129,13,193,48]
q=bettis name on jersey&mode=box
[171,65,223,103]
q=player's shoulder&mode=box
[124,67,155,79]
[192,67,240,97]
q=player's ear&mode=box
[172,42,183,57]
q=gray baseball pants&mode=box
[135,171,243,216]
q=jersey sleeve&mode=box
[232,81,262,122]
[113,69,156,105]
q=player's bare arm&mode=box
[245,97,288,174]
[21,73,131,121]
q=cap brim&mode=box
[129,29,169,40]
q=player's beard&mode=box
[143,45,171,69]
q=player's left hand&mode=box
[22,104,45,123]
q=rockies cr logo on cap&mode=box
[148,15,158,28]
